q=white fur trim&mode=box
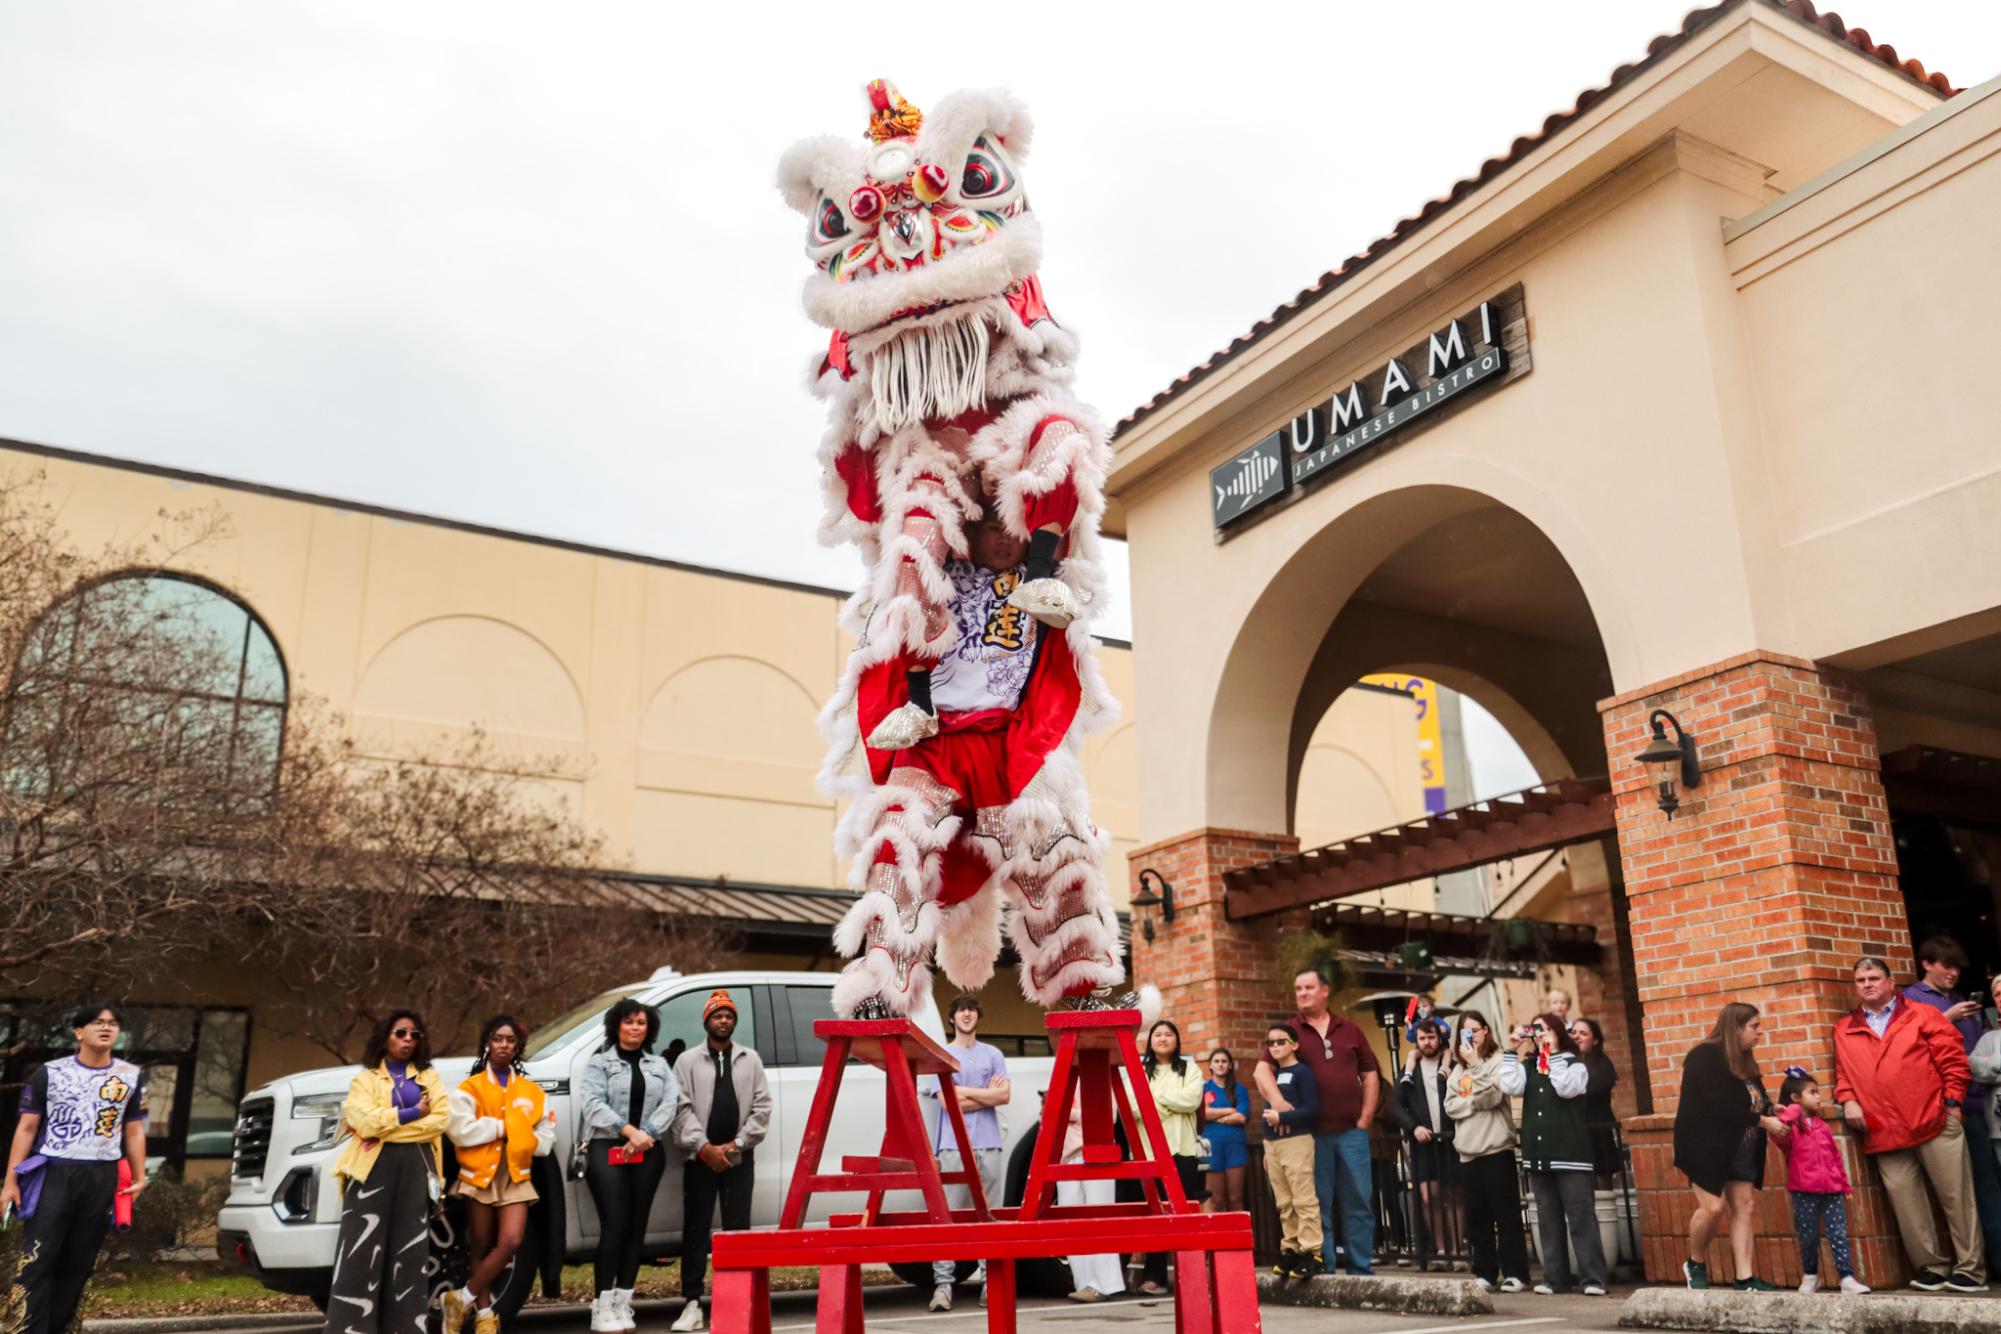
[934,890,1004,993]
[777,135,866,215]
[917,88,1035,176]
[800,214,1044,334]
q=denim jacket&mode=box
[578,1048,678,1141]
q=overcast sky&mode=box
[3,0,1996,662]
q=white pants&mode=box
[1057,1174,1125,1295]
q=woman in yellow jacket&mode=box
[325,1010,449,1334]
[441,1016,556,1334]
[1135,1019,1206,1295]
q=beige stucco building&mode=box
[1108,0,2001,1283]
[0,434,1473,1171]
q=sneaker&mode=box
[1271,1251,1297,1280]
[929,1285,952,1312]
[442,1287,471,1334]
[1533,1282,1556,1295]
[1067,1287,1104,1302]
[1474,1277,1494,1292]
[1583,1283,1606,1296]
[1799,1273,1821,1294]
[1684,1259,1710,1290]
[1137,1280,1171,1297]
[669,1300,705,1333]
[1733,1277,1778,1292]
[978,1284,988,1308]
[1305,1251,1326,1276]
[1946,1273,1989,1293]
[1910,1270,1948,1291]
[612,1289,637,1333]
[1500,1277,1527,1293]
[473,1312,499,1334]
[1839,1275,1871,1295]
[589,1294,621,1334]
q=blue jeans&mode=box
[1314,1128,1374,1275]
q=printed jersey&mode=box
[931,561,1039,716]
[20,1055,147,1161]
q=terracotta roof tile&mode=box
[1115,0,1956,436]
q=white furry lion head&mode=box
[777,80,1040,337]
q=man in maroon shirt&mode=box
[1255,968,1381,1275]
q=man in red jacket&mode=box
[1834,954,1985,1292]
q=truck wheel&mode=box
[420,1198,538,1330]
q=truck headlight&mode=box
[291,1092,346,1155]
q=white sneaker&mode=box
[589,1293,621,1334]
[1799,1274,1821,1294]
[1583,1283,1606,1296]
[1474,1277,1493,1292]
[1839,1275,1870,1294]
[1532,1282,1555,1295]
[1067,1287,1104,1302]
[1500,1277,1527,1293]
[670,1299,705,1332]
[929,1284,952,1312]
[613,1289,639,1332]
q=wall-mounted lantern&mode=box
[1636,708,1702,818]
[1131,868,1176,943]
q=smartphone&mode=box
[606,1144,644,1166]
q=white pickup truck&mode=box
[216,969,1061,1319]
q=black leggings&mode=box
[18,1159,117,1334]
[586,1140,667,1291]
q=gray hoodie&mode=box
[1442,1050,1517,1161]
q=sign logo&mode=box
[1210,285,1527,532]
[1208,432,1288,527]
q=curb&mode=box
[85,1317,322,1333]
[1619,1287,2001,1332]
[1256,1272,1493,1315]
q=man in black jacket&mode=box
[1393,1023,1462,1266]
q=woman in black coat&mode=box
[1671,1003,1785,1291]
[1571,1018,1620,1182]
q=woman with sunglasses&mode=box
[1499,1012,1607,1295]
[442,1015,557,1334]
[325,1010,449,1334]
[1443,1012,1530,1293]
[1134,1019,1205,1295]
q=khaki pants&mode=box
[1876,1113,1985,1280]
[1265,1132,1322,1255]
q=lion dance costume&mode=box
[779,81,1126,1019]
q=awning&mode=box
[1224,777,1615,919]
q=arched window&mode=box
[4,573,287,808]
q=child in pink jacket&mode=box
[1773,1066,1868,1294]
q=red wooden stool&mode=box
[710,1011,1262,1334]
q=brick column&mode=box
[1125,828,1301,1058]
[1600,652,1910,1284]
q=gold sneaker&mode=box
[441,1288,470,1334]
[474,1309,500,1334]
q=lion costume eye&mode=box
[814,197,850,244]
[959,140,1014,200]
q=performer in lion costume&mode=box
[779,80,1134,1020]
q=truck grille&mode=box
[233,1096,274,1180]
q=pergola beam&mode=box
[1224,778,1616,920]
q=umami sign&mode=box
[1210,284,1530,531]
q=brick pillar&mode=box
[1600,652,1910,1284]
[1125,828,1301,1059]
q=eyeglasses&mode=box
[391,1028,423,1040]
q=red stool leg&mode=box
[985,1258,1016,1334]
[1212,1250,1262,1334]
[711,1268,761,1334]
[816,1264,864,1334]
[1172,1249,1214,1334]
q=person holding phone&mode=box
[442,1015,556,1334]
[1500,1012,1609,1295]
[577,1000,678,1333]
[2,1003,147,1334]
[325,1010,450,1334]
[1443,1011,1529,1294]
